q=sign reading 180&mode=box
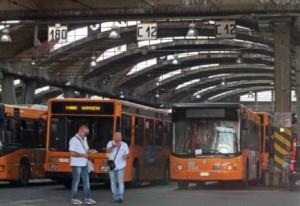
[137,23,157,40]
[48,24,68,42]
[215,20,236,39]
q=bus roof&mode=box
[172,103,242,109]
[3,104,47,112]
[48,98,169,115]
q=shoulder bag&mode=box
[107,143,121,171]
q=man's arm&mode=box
[106,141,114,153]
[70,150,88,158]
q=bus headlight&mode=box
[49,163,58,171]
[100,166,109,172]
[177,165,183,170]
[223,163,238,170]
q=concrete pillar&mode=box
[294,46,300,142]
[1,74,17,104]
[64,88,75,98]
[273,21,291,112]
[21,80,36,104]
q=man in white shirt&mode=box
[106,132,129,203]
[69,124,96,205]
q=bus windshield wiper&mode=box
[202,149,222,155]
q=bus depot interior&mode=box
[1,1,300,205]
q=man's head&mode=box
[113,132,122,143]
[78,124,89,138]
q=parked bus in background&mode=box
[256,112,273,173]
[45,98,171,187]
[170,103,262,189]
[0,104,47,185]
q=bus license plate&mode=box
[200,172,210,177]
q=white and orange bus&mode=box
[170,103,262,189]
[0,104,47,185]
[45,98,171,187]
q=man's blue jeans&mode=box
[71,166,92,200]
[109,168,125,200]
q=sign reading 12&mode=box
[137,23,157,40]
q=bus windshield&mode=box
[49,116,113,152]
[174,119,238,156]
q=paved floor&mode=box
[0,181,299,206]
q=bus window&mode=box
[154,121,163,146]
[145,119,154,145]
[20,120,37,148]
[121,115,132,146]
[50,116,113,152]
[135,117,144,146]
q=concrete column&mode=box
[294,46,300,142]
[273,21,291,113]
[64,88,75,98]
[1,74,17,104]
[21,80,36,104]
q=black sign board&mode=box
[51,101,114,115]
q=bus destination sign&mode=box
[51,102,114,115]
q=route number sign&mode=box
[215,21,236,39]
[137,23,157,40]
[48,24,68,42]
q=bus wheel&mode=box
[177,181,189,190]
[130,164,140,188]
[241,167,249,189]
[162,164,170,185]
[19,162,30,186]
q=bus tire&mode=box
[130,162,140,188]
[162,161,170,185]
[255,162,261,184]
[241,165,249,189]
[19,160,30,186]
[177,181,189,189]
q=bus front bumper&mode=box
[45,171,110,182]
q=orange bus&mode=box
[0,104,47,185]
[170,103,262,189]
[256,112,272,172]
[45,98,171,187]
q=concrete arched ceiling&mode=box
[0,17,288,106]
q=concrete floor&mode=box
[0,181,299,206]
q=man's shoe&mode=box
[71,199,83,205]
[84,198,96,205]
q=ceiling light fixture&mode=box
[108,26,120,39]
[31,55,36,65]
[186,22,198,37]
[90,55,97,67]
[172,55,181,65]
[155,91,160,98]
[120,90,125,99]
[0,27,12,43]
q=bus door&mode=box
[33,121,46,177]
[143,119,163,180]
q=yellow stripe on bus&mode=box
[274,132,291,149]
[274,143,289,156]
[274,155,284,166]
